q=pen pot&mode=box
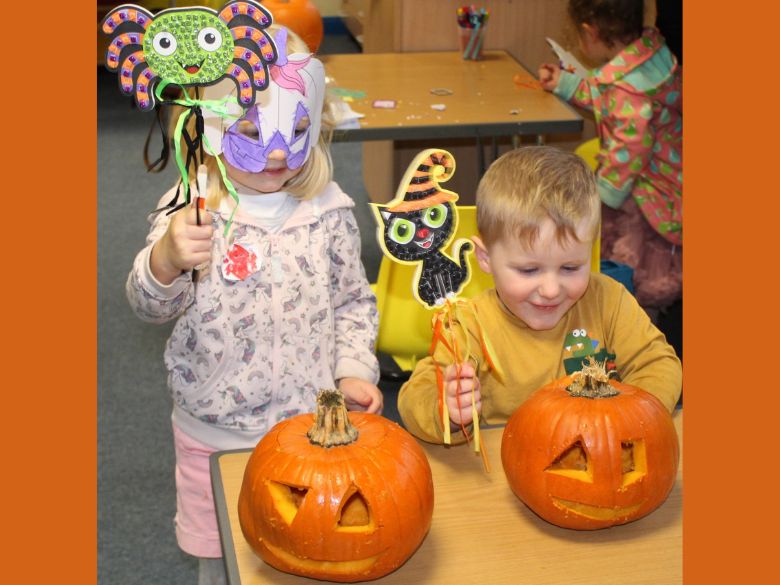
[458,24,487,60]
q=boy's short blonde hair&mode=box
[476,146,600,248]
[169,25,335,207]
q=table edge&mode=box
[211,449,252,585]
[331,118,584,142]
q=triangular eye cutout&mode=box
[549,440,588,471]
[267,481,309,525]
[620,440,647,487]
[545,440,593,482]
[337,489,373,531]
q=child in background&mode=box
[397,147,681,444]
[126,26,382,585]
[538,0,682,319]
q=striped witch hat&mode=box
[386,149,459,212]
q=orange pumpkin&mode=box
[261,0,324,52]
[238,390,434,582]
[501,358,679,530]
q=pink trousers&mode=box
[172,424,222,558]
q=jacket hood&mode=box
[592,28,678,93]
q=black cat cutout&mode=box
[371,149,473,308]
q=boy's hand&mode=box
[339,378,383,415]
[151,203,214,285]
[444,362,481,429]
[538,63,562,91]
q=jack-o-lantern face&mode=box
[501,369,679,530]
[256,479,386,575]
[543,437,649,522]
[238,391,434,582]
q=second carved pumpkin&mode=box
[501,358,679,530]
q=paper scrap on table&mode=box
[329,87,367,100]
[513,74,543,90]
[331,99,365,130]
[373,99,397,109]
[546,37,589,77]
[431,104,447,111]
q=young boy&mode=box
[397,146,681,445]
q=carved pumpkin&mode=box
[238,390,434,582]
[261,0,324,52]
[501,358,679,530]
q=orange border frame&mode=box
[6,2,775,584]
[684,1,778,583]
[3,3,96,582]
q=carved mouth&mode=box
[552,497,642,521]
[261,541,381,575]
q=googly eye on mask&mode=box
[202,27,325,173]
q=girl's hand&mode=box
[538,63,562,91]
[150,204,214,285]
[444,362,481,429]
[339,378,383,415]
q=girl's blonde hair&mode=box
[168,25,335,208]
[476,146,600,249]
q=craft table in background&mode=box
[323,50,580,141]
[211,411,682,585]
[321,50,583,203]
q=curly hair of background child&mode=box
[539,0,682,318]
[125,26,382,585]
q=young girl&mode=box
[539,0,682,318]
[125,26,382,585]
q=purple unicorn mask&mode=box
[202,27,325,172]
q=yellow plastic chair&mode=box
[372,202,601,373]
[576,137,601,267]
[575,137,600,170]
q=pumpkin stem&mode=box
[566,356,620,398]
[307,389,359,447]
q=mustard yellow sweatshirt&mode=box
[397,273,682,444]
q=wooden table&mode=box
[321,50,584,203]
[211,411,682,584]
[321,50,582,142]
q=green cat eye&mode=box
[422,204,448,228]
[389,218,415,244]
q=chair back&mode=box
[575,137,602,271]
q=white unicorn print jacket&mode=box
[126,181,380,450]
